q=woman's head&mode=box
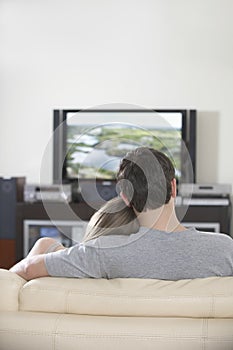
[82,196,139,243]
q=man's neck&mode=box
[136,200,187,233]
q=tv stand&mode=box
[16,202,96,262]
[176,200,231,234]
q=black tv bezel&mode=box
[53,109,196,186]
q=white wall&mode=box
[1,0,233,188]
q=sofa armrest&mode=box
[0,269,26,311]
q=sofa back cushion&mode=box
[19,276,233,318]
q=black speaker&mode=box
[0,177,25,239]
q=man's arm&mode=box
[10,238,102,280]
[9,254,49,281]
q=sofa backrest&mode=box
[18,274,233,318]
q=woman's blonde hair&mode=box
[82,197,139,243]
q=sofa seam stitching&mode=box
[20,287,233,298]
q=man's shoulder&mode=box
[193,230,233,249]
[194,230,232,240]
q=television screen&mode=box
[66,113,184,181]
[53,109,196,189]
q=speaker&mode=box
[0,177,25,239]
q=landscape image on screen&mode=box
[65,120,182,180]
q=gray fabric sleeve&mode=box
[44,243,102,278]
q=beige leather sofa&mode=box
[0,268,233,350]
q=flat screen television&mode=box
[53,109,196,203]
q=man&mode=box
[10,147,233,280]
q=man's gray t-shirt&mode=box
[45,227,233,280]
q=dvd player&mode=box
[24,184,72,203]
[179,183,232,198]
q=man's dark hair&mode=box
[116,147,175,212]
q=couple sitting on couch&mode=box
[10,147,233,281]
